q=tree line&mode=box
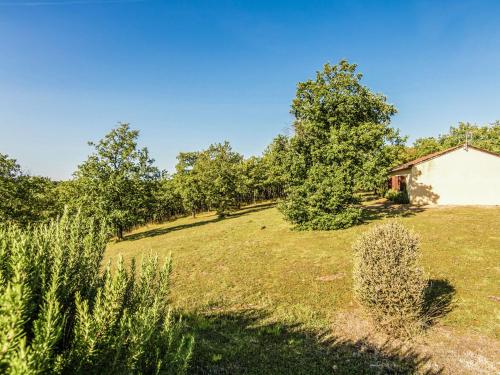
[0,124,290,239]
[1,60,499,235]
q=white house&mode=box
[389,144,500,206]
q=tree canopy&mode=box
[410,121,500,159]
[71,123,160,239]
[175,142,244,218]
[0,153,60,225]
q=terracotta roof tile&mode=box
[390,145,500,173]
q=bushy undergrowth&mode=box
[385,189,410,204]
[352,222,427,338]
[0,211,193,374]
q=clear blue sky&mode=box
[1,0,499,179]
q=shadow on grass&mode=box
[361,201,426,223]
[124,202,276,241]
[187,309,442,375]
[423,279,456,326]
[355,191,381,202]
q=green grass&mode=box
[107,202,500,374]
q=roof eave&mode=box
[389,167,412,176]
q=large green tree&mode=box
[280,60,401,230]
[72,123,159,239]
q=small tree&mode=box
[72,123,160,239]
[353,222,427,337]
[198,142,243,217]
[174,151,206,217]
[174,142,243,218]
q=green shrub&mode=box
[352,222,427,337]
[278,182,362,231]
[385,189,409,204]
[0,211,193,374]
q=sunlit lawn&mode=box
[107,202,500,373]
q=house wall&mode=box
[407,147,500,205]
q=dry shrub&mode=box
[353,222,427,338]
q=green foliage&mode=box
[280,60,401,230]
[260,135,291,199]
[0,211,193,374]
[0,153,61,225]
[174,138,290,219]
[238,156,265,204]
[0,153,25,223]
[353,222,427,337]
[174,151,206,217]
[198,142,243,217]
[175,142,243,218]
[411,121,500,158]
[354,139,407,194]
[279,164,363,230]
[71,123,160,239]
[151,172,185,222]
[385,189,409,204]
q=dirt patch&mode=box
[316,272,346,281]
[487,295,500,303]
[331,309,500,374]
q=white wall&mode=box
[408,147,500,205]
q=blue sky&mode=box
[1,0,499,179]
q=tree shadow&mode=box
[124,202,276,241]
[229,202,277,219]
[409,183,440,205]
[422,279,456,326]
[355,191,381,202]
[361,200,427,223]
[408,169,440,205]
[186,309,443,374]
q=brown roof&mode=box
[390,144,500,173]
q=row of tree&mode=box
[1,60,498,235]
[410,121,500,158]
[0,124,290,238]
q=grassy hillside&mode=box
[107,202,500,374]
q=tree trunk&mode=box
[117,225,124,240]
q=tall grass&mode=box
[0,211,193,374]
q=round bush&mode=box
[352,222,427,337]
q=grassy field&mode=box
[107,201,500,374]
